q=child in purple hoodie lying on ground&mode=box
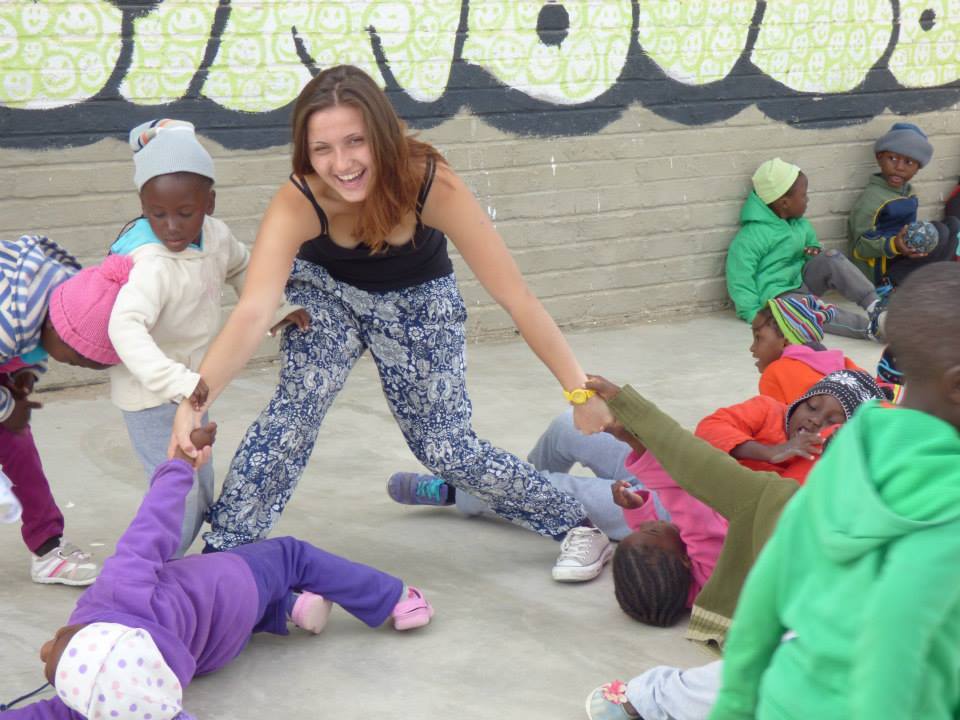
[8,424,433,720]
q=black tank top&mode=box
[292,157,453,292]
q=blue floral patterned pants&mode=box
[204,261,587,549]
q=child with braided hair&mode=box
[582,370,884,720]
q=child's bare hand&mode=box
[803,246,821,256]
[585,374,621,402]
[2,396,42,432]
[173,422,217,467]
[603,418,647,455]
[190,378,209,411]
[269,308,311,337]
[611,480,645,510]
[11,370,37,399]
[767,431,824,463]
[893,226,928,258]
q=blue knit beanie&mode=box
[874,122,933,167]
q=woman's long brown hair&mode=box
[290,65,446,253]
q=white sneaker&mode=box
[552,527,613,582]
[31,540,99,586]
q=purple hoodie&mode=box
[7,460,260,719]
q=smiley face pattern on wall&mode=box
[1,0,960,148]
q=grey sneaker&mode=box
[552,527,613,582]
[31,540,99,586]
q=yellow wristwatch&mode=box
[563,388,596,405]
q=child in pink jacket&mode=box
[609,434,728,627]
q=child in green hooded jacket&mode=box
[726,158,882,340]
[710,261,960,720]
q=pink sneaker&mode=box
[392,586,434,631]
[291,592,333,634]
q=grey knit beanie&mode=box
[129,119,215,191]
[874,122,933,167]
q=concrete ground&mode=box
[1,309,883,719]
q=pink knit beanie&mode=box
[47,254,134,365]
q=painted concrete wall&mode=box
[2,1,960,389]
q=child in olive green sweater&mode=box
[583,370,883,720]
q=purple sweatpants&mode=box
[0,423,63,554]
[226,536,404,634]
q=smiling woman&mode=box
[171,64,617,580]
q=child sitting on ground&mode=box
[752,295,862,404]
[6,423,433,720]
[1,236,133,586]
[727,158,883,340]
[108,119,303,557]
[709,262,960,720]
[848,122,960,288]
[581,370,884,720]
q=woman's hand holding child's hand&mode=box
[168,398,202,461]
[172,422,217,468]
[582,374,647,452]
[268,308,311,338]
[572,393,614,434]
[611,480,645,510]
[767,431,824,463]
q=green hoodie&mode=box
[726,191,820,322]
[710,402,960,720]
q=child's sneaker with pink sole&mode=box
[291,591,333,634]
[585,681,640,719]
[392,586,433,630]
[30,540,99,586]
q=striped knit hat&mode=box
[0,235,80,362]
[767,295,837,346]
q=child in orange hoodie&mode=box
[751,294,862,404]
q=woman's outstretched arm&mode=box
[423,164,611,433]
[169,183,314,456]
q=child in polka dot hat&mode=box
[14,425,433,720]
[49,623,185,720]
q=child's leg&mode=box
[0,423,64,553]
[122,404,212,557]
[456,469,658,541]
[624,660,723,720]
[452,409,642,537]
[800,250,879,310]
[226,536,404,634]
[527,408,634,480]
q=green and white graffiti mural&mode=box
[1,0,959,148]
